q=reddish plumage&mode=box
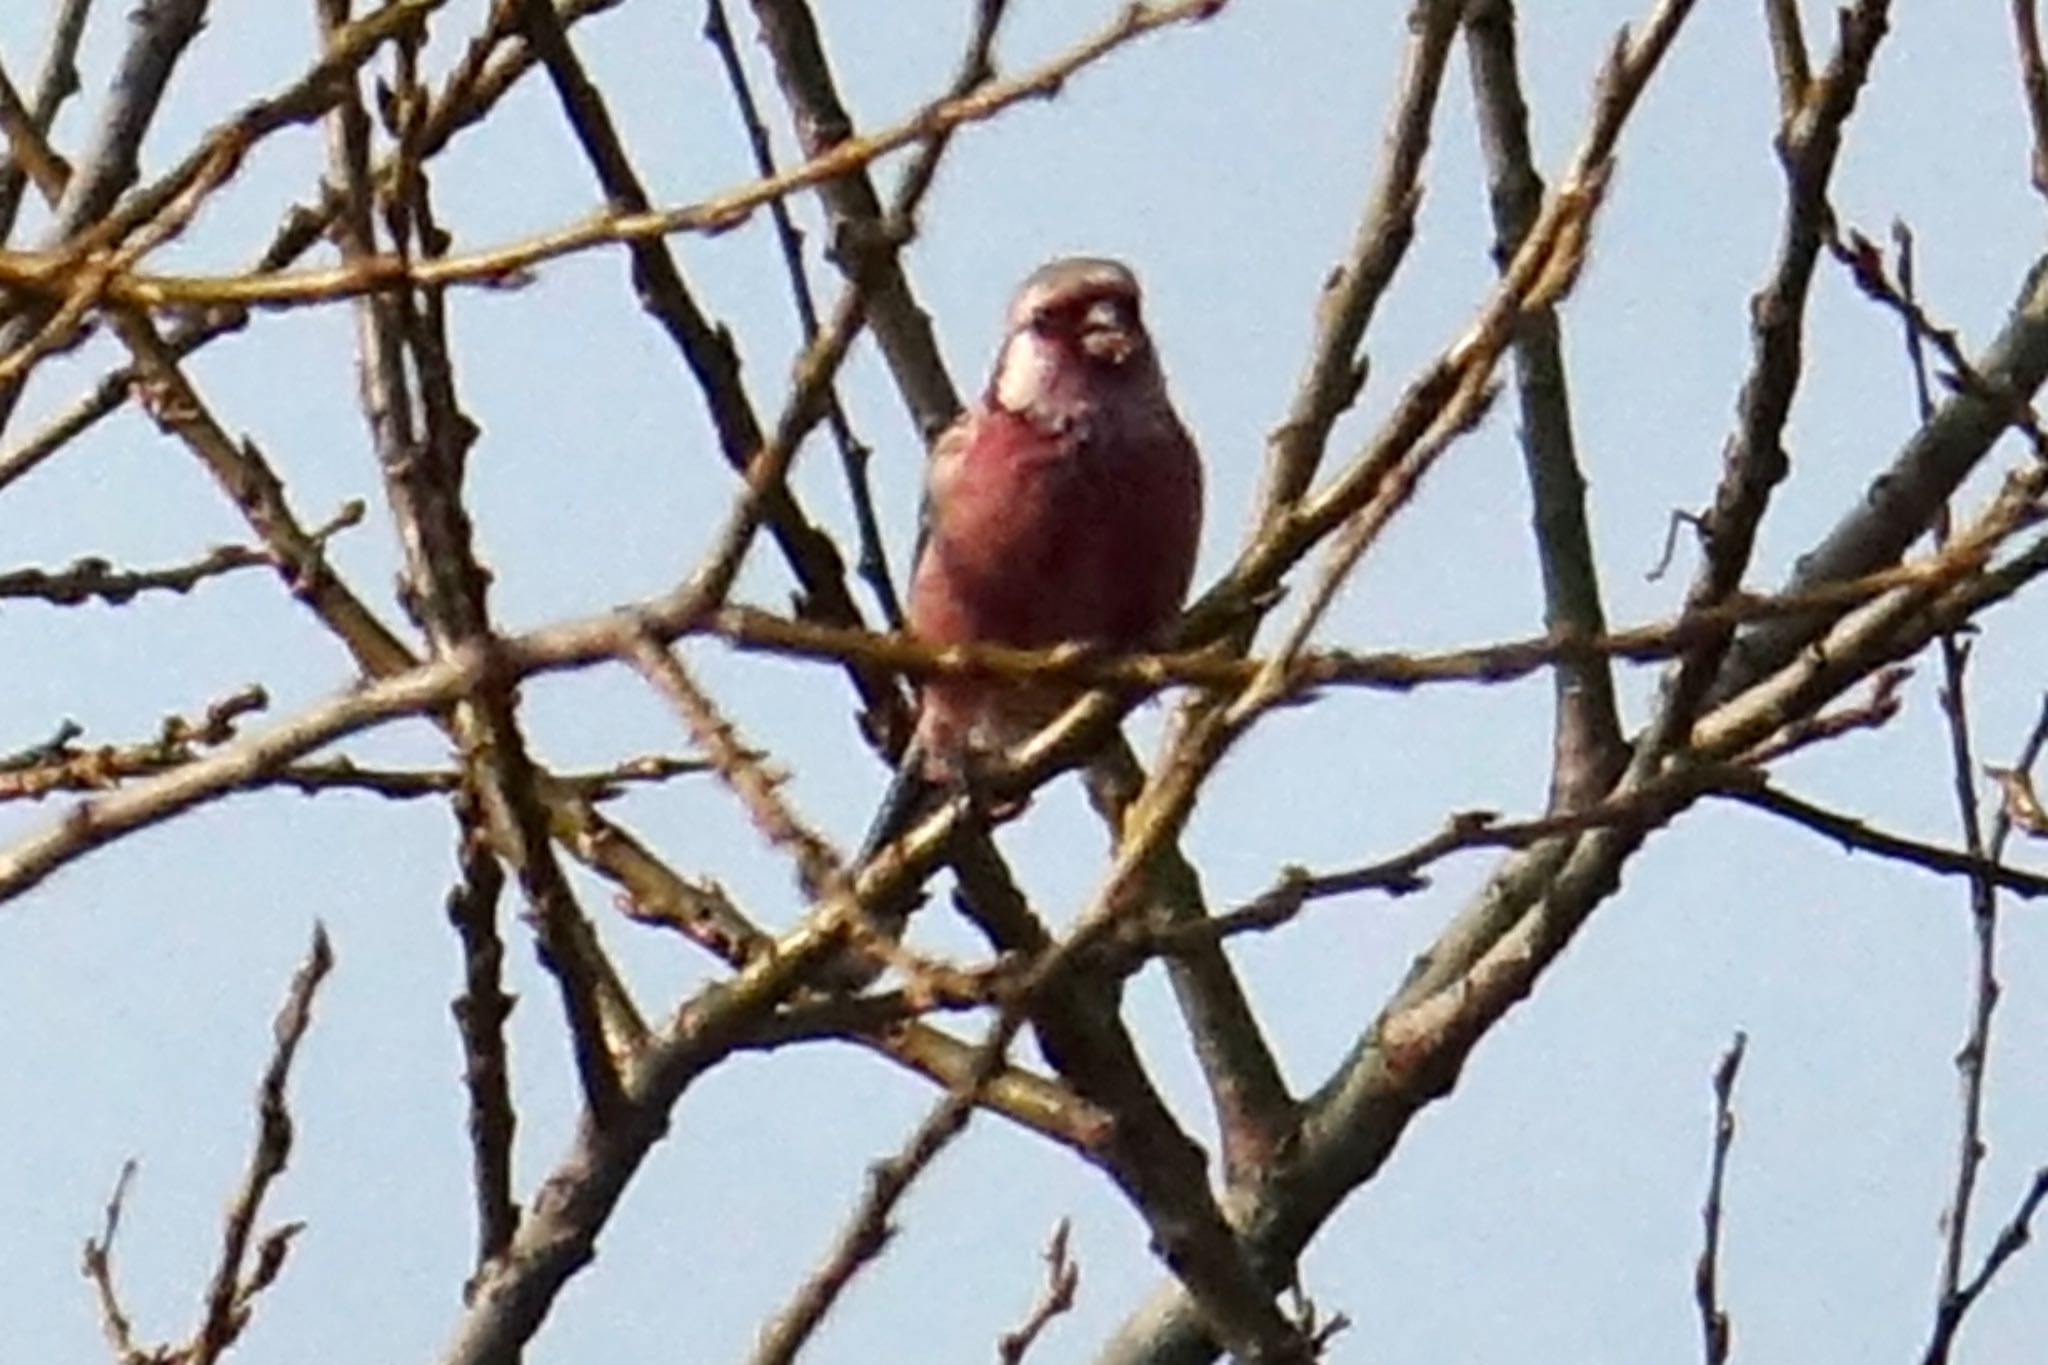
[874,257,1201,841]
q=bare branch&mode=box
[0,1,1232,315]
[1253,0,1462,519]
[438,762,1035,1365]
[1650,0,1893,744]
[1762,0,1811,122]
[444,800,520,1275]
[1,738,702,803]
[516,0,908,744]
[1184,0,1696,653]
[1924,1166,2048,1365]
[334,16,635,1118]
[705,544,2005,695]
[748,1008,1025,1365]
[701,0,907,628]
[78,1160,143,1363]
[622,637,843,890]
[997,1221,1081,1365]
[0,58,74,206]
[193,923,335,1365]
[1719,782,2048,900]
[0,0,625,496]
[1082,742,1297,1193]
[0,0,446,429]
[0,511,358,606]
[1828,222,2048,460]
[1141,735,2048,959]
[0,684,269,800]
[0,0,94,239]
[1713,247,2048,700]
[1695,1032,1746,1365]
[745,0,978,443]
[1875,218,2018,1321]
[2012,0,2048,197]
[1464,0,1627,809]
[11,495,2037,916]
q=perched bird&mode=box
[859,257,1203,863]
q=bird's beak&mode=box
[1079,299,1137,365]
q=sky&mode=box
[3,1,2047,1362]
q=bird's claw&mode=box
[952,761,1028,830]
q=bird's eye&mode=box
[1028,312,1059,336]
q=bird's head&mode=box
[989,257,1162,418]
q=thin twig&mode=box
[1253,0,1462,520]
[1828,222,2048,460]
[1695,1032,1746,1365]
[0,685,268,799]
[440,714,1067,1365]
[0,742,702,803]
[1144,760,1777,953]
[1182,0,1695,652]
[2012,0,2048,196]
[996,1221,1081,1365]
[0,1,444,427]
[622,633,980,993]
[1711,265,2048,701]
[444,797,520,1276]
[192,923,334,1365]
[0,512,359,606]
[1762,0,1811,123]
[1923,1166,2048,1364]
[744,0,981,443]
[12,492,2032,915]
[622,636,843,898]
[1921,695,2048,1363]
[1464,0,1627,809]
[0,0,94,239]
[339,11,634,1118]
[0,0,620,494]
[748,1007,1030,1365]
[1650,0,1893,742]
[701,0,911,628]
[1080,740,1298,1193]
[517,0,904,743]
[702,541,2010,695]
[78,1159,143,1362]
[1720,782,2048,900]
[1986,696,2048,846]
[1889,215,2015,1320]
[0,0,1229,314]
[0,58,74,204]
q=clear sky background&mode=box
[3,2,2046,1362]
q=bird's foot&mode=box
[955,759,1029,829]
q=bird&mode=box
[857,256,1203,873]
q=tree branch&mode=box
[1695,1033,1746,1365]
[1464,0,1627,809]
[0,0,94,240]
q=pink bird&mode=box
[860,257,1203,860]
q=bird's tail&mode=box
[816,746,941,990]
[856,741,941,870]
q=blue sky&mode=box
[3,2,2046,1362]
